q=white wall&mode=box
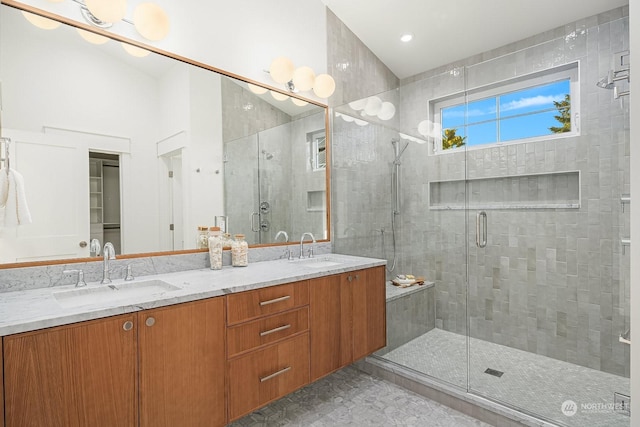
[11,0,328,92]
[629,1,638,423]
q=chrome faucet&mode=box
[299,232,316,259]
[274,230,289,242]
[101,242,116,284]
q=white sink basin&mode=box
[291,256,346,269]
[53,279,180,308]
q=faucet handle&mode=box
[124,263,141,281]
[63,269,87,287]
[308,247,314,258]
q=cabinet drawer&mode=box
[227,307,309,358]
[226,281,309,325]
[228,333,310,421]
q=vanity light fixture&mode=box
[74,0,170,41]
[268,57,336,99]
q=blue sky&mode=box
[442,80,570,147]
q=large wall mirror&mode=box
[0,3,330,265]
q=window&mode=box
[433,63,579,153]
[309,130,326,170]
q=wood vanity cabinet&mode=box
[138,297,226,427]
[3,314,138,427]
[2,297,226,427]
[310,265,386,381]
[226,280,311,422]
[0,347,3,427]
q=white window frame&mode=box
[309,129,326,171]
[430,61,580,155]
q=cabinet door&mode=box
[138,298,226,427]
[309,273,352,381]
[352,266,387,360]
[3,315,137,427]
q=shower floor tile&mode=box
[381,328,630,427]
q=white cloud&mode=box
[501,94,565,112]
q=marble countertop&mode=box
[0,254,385,336]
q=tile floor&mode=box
[381,328,631,427]
[230,366,491,427]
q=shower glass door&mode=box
[464,18,631,427]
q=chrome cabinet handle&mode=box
[145,317,156,327]
[476,211,487,248]
[260,366,291,382]
[123,321,134,331]
[259,295,291,306]
[260,324,291,337]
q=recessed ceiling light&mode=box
[400,33,413,43]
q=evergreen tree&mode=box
[549,94,571,133]
[442,128,466,150]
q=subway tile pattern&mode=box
[230,366,491,427]
[381,328,630,427]
[331,8,630,378]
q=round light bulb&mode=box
[85,0,127,23]
[269,57,294,84]
[22,11,61,30]
[348,99,367,111]
[134,3,170,41]
[77,28,109,45]
[417,120,431,136]
[121,42,150,57]
[292,66,315,92]
[377,102,396,120]
[292,98,308,107]
[248,83,268,95]
[354,119,369,126]
[312,74,336,98]
[364,96,383,116]
[270,91,289,101]
[341,114,355,123]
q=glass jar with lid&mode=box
[196,226,209,249]
[231,234,248,267]
[208,227,223,270]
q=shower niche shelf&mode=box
[429,171,580,210]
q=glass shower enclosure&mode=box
[332,11,630,427]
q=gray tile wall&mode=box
[325,9,399,108]
[330,8,630,377]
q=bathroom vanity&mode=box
[0,255,385,427]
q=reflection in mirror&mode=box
[0,4,328,265]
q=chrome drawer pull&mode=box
[260,366,291,382]
[260,324,291,337]
[259,295,291,306]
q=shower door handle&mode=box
[476,211,487,248]
[251,212,260,232]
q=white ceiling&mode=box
[321,0,629,79]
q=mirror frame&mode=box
[0,0,331,269]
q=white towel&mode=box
[0,168,32,226]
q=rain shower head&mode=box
[596,75,614,89]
